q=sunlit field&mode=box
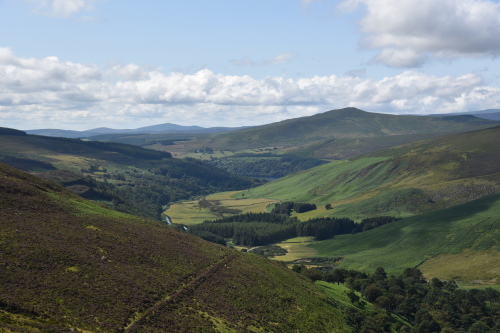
[164,191,278,225]
[273,237,317,261]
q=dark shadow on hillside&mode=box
[411,191,500,223]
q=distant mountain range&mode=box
[159,107,499,160]
[427,109,500,120]
[25,108,500,140]
[26,123,245,138]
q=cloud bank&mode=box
[340,0,500,67]
[0,48,499,129]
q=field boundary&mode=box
[124,254,237,332]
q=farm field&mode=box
[164,191,278,225]
[163,200,215,225]
[291,206,337,221]
[273,237,317,261]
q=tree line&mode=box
[188,212,399,246]
[271,201,317,214]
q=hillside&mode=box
[211,108,495,147]
[429,109,500,121]
[244,126,500,219]
[0,162,349,332]
[308,192,500,283]
[149,107,500,158]
[0,129,259,221]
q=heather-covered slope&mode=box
[0,162,348,332]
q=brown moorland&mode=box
[0,162,348,332]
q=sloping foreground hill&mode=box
[0,162,348,332]
[0,128,258,221]
[245,126,500,219]
[309,192,500,283]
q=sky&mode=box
[1,0,500,130]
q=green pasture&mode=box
[163,201,215,225]
[164,194,278,225]
[287,205,330,221]
[273,237,317,261]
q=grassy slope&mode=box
[291,132,444,159]
[0,162,348,332]
[309,192,500,281]
[245,126,500,220]
[419,249,500,282]
[244,157,389,204]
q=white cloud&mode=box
[1,48,499,130]
[371,49,428,68]
[264,53,293,65]
[340,0,500,67]
[26,0,99,18]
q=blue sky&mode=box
[1,0,500,130]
